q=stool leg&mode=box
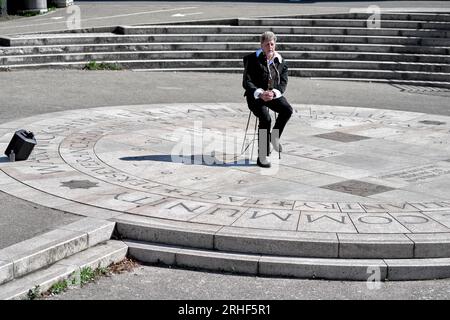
[273,111,281,160]
[251,116,258,161]
[241,111,252,155]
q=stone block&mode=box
[259,256,387,281]
[0,229,88,278]
[115,220,215,249]
[406,233,450,258]
[48,0,73,8]
[0,241,125,300]
[385,258,450,280]
[338,233,414,258]
[215,227,338,258]
[0,263,77,300]
[60,218,115,246]
[57,240,127,270]
[175,248,260,275]
[0,260,14,285]
[126,241,176,265]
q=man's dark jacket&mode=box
[242,51,289,98]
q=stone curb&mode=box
[1,11,449,84]
[0,217,114,286]
[3,33,450,47]
[2,61,450,84]
[116,25,450,38]
[2,101,450,283]
[1,49,450,65]
[125,240,450,281]
[0,240,127,300]
[114,218,450,260]
[3,53,450,73]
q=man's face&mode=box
[261,39,276,59]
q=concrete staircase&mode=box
[0,12,450,86]
[0,218,127,300]
[114,216,450,282]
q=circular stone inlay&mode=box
[1,103,450,235]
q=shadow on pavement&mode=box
[120,154,255,167]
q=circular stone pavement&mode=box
[1,103,450,242]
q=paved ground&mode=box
[0,191,80,249]
[2,71,450,300]
[2,0,450,300]
[47,262,450,300]
[3,99,450,235]
[1,1,450,36]
[1,69,449,251]
[1,71,449,124]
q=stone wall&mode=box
[48,0,73,8]
[2,0,72,15]
[0,0,7,16]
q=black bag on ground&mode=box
[4,130,37,161]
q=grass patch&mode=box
[79,266,109,286]
[16,5,56,17]
[28,258,139,299]
[18,11,40,17]
[26,285,41,300]
[83,61,122,71]
[48,280,68,295]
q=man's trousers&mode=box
[246,96,293,157]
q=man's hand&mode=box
[260,90,274,102]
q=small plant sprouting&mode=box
[32,259,138,298]
[48,280,68,295]
[79,266,96,285]
[27,285,41,300]
[83,61,122,71]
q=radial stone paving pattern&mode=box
[2,103,450,280]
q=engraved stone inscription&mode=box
[61,180,99,189]
[3,103,450,237]
[419,120,446,125]
[294,202,340,212]
[379,164,450,183]
[232,209,300,230]
[321,180,395,197]
[298,212,356,233]
[281,142,343,159]
[314,132,371,142]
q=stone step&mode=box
[114,219,450,260]
[0,218,115,286]
[3,54,449,73]
[237,18,450,30]
[1,42,448,56]
[116,25,450,38]
[3,33,450,47]
[137,67,450,83]
[311,77,450,89]
[293,60,450,73]
[282,12,450,22]
[1,60,449,82]
[1,49,449,64]
[125,240,450,281]
[0,240,127,300]
[290,68,450,82]
[133,69,450,87]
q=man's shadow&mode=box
[120,154,255,167]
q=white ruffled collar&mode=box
[256,49,283,63]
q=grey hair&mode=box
[260,31,277,44]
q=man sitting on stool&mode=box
[243,31,293,168]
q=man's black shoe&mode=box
[257,157,271,168]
